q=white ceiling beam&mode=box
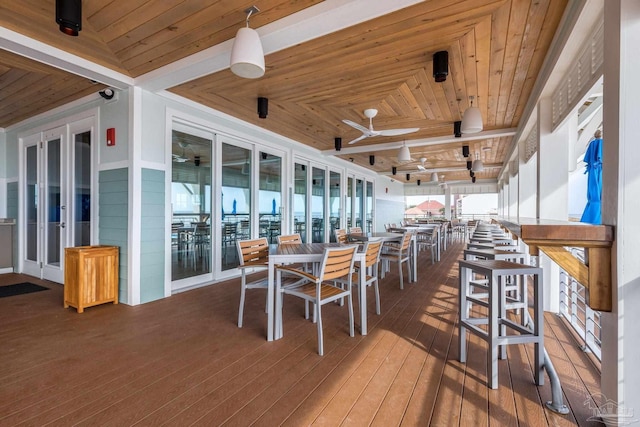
[135,0,423,91]
[322,128,517,155]
[0,27,134,90]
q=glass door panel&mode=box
[355,178,364,231]
[311,167,325,242]
[346,177,353,229]
[45,138,62,267]
[259,152,282,244]
[25,144,39,264]
[293,163,307,242]
[221,144,250,270]
[73,131,92,246]
[366,181,373,232]
[171,129,212,280]
[329,171,341,242]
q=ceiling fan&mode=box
[342,109,419,145]
[416,157,428,171]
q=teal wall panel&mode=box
[140,168,165,303]
[99,168,129,303]
[7,181,18,265]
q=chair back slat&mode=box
[320,246,357,281]
[237,238,269,265]
[334,228,348,244]
[277,233,302,244]
[364,240,383,268]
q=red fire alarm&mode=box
[106,128,115,146]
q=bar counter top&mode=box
[496,217,614,312]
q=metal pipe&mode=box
[524,310,570,414]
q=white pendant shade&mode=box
[397,145,412,162]
[471,158,484,172]
[430,172,439,182]
[461,105,483,134]
[230,27,265,79]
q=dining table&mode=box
[347,231,418,283]
[267,242,367,342]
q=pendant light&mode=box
[230,6,265,79]
[397,143,412,163]
[430,172,439,182]
[461,96,483,134]
[471,152,484,172]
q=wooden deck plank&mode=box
[0,241,603,426]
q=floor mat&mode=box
[0,282,49,298]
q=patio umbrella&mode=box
[232,199,237,215]
[272,198,277,215]
[580,135,603,224]
[222,193,225,220]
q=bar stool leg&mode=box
[488,271,499,389]
[459,264,468,363]
[534,273,544,386]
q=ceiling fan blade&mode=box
[347,134,368,145]
[417,165,427,171]
[378,127,420,136]
[342,119,371,135]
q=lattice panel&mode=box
[552,18,604,129]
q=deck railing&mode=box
[558,248,602,360]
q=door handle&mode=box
[57,222,66,229]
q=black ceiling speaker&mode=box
[257,97,268,119]
[472,176,477,183]
[334,137,342,151]
[98,88,115,100]
[466,160,472,170]
[369,155,375,166]
[417,180,421,186]
[261,152,268,160]
[392,166,397,175]
[433,51,448,82]
[454,120,462,137]
[462,145,470,158]
[56,0,82,36]
[470,170,475,178]
[406,173,410,181]
[194,156,201,167]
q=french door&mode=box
[22,122,94,282]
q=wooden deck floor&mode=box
[0,241,603,426]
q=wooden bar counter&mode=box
[496,218,614,312]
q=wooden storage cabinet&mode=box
[64,245,119,313]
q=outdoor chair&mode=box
[276,245,358,355]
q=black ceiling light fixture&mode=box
[470,170,475,178]
[56,0,82,36]
[454,120,462,138]
[194,156,201,167]
[433,51,448,82]
[369,155,375,166]
[462,145,470,158]
[472,176,477,183]
[417,179,421,186]
[334,137,342,151]
[466,160,473,170]
[257,97,268,118]
[392,166,397,175]
[406,173,410,181]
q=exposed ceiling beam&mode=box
[322,128,518,155]
[380,163,504,176]
[136,0,423,91]
[0,27,134,89]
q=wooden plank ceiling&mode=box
[0,0,568,184]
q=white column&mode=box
[601,0,640,420]
[518,148,537,219]
[444,187,451,220]
[127,87,143,306]
[537,98,576,312]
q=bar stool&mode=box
[458,259,544,389]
